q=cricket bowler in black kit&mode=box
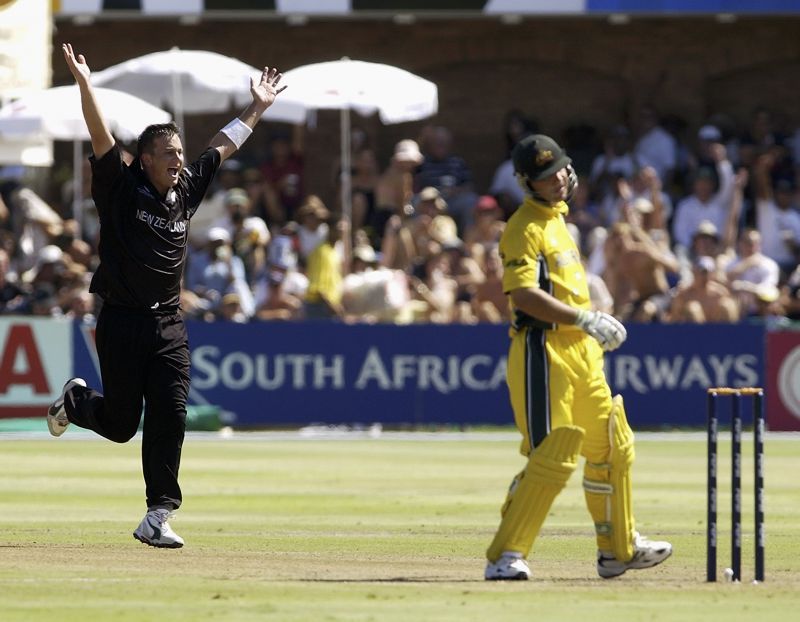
[46,43,286,548]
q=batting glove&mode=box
[575,309,627,351]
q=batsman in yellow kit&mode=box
[484,134,673,580]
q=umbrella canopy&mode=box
[0,85,171,235]
[90,48,266,136]
[0,85,171,142]
[262,58,438,255]
[263,58,438,125]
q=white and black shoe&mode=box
[485,552,531,581]
[133,509,184,549]
[597,532,672,578]
[46,378,86,437]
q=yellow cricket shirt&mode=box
[305,242,343,306]
[499,197,590,332]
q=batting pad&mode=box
[583,394,636,561]
[487,426,584,562]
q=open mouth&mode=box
[167,167,180,179]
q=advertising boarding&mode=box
[1,317,770,428]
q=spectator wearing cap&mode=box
[295,195,330,259]
[217,292,248,323]
[261,126,305,225]
[672,140,735,250]
[254,259,305,321]
[666,255,739,323]
[463,195,505,263]
[753,152,800,274]
[209,188,270,286]
[373,139,423,246]
[186,227,255,319]
[415,125,479,235]
[383,186,459,274]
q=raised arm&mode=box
[62,43,114,159]
[209,66,286,162]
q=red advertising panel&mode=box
[0,318,72,418]
[766,331,800,431]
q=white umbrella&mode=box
[0,85,171,142]
[262,58,438,230]
[90,48,264,140]
[0,85,171,231]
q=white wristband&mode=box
[220,118,253,149]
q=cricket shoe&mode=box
[133,509,184,549]
[47,378,86,437]
[597,531,672,578]
[485,552,531,581]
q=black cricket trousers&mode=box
[65,305,191,510]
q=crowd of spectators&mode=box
[2,104,800,326]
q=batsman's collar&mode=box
[522,196,569,217]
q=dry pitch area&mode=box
[0,431,797,621]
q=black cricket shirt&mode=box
[89,144,221,312]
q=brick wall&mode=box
[53,16,800,206]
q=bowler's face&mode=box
[142,134,184,196]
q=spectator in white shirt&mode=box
[726,228,781,316]
[753,153,800,274]
[671,143,735,250]
[633,104,677,186]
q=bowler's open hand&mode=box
[251,67,286,110]
[62,43,91,84]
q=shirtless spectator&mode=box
[472,246,509,323]
[442,239,485,306]
[602,178,679,321]
[408,250,458,324]
[666,256,739,323]
[383,187,457,273]
[373,140,423,246]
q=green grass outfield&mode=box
[0,431,798,621]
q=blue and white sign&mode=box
[69,320,765,428]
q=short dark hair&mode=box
[137,122,180,156]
